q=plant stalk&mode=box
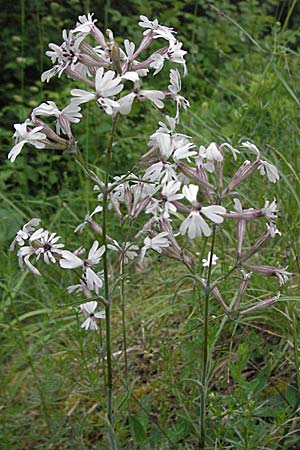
[102,114,119,446]
[199,225,217,449]
[120,256,128,379]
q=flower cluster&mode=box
[9,12,291,330]
[8,14,188,163]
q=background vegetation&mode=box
[1,0,300,448]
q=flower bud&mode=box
[232,270,252,312]
[176,162,214,191]
[222,159,260,197]
[91,26,107,48]
[130,32,154,61]
[211,287,230,314]
[237,219,246,257]
[239,293,279,315]
[242,262,292,286]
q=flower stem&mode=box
[120,256,128,380]
[199,225,217,449]
[292,309,300,407]
[102,114,119,445]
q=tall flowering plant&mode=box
[9,12,291,449]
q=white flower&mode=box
[80,301,105,331]
[71,67,123,115]
[67,278,87,294]
[85,240,105,266]
[144,161,177,183]
[266,222,281,237]
[74,205,103,233]
[156,115,177,134]
[92,67,123,97]
[196,142,223,173]
[156,133,174,160]
[118,93,136,115]
[60,241,104,269]
[206,142,223,164]
[276,268,291,286]
[17,246,41,276]
[10,218,41,250]
[60,250,83,269]
[173,139,196,162]
[150,53,165,75]
[138,89,165,109]
[160,180,183,218]
[32,101,60,118]
[85,268,104,293]
[168,69,181,95]
[168,69,190,119]
[60,103,82,130]
[120,40,148,77]
[263,199,278,220]
[138,15,176,42]
[107,241,139,264]
[182,184,199,207]
[201,205,226,224]
[42,30,85,82]
[73,13,97,34]
[180,185,226,239]
[259,160,279,183]
[145,198,163,218]
[32,229,64,264]
[118,87,165,114]
[233,198,243,213]
[123,39,135,59]
[140,232,170,261]
[220,142,240,160]
[60,242,105,293]
[240,141,260,157]
[166,41,187,74]
[180,211,212,239]
[32,101,82,136]
[202,252,219,267]
[131,181,156,210]
[8,121,46,163]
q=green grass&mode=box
[1,1,300,449]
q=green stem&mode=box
[200,225,217,449]
[102,114,119,446]
[292,310,300,406]
[98,320,107,387]
[120,256,128,380]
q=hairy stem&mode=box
[200,225,217,449]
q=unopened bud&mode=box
[91,26,107,48]
[34,118,67,145]
[242,262,292,286]
[239,293,279,315]
[131,195,151,220]
[130,33,154,61]
[237,219,246,257]
[177,162,214,191]
[211,287,230,314]
[232,270,252,312]
[222,159,260,197]
[241,229,271,262]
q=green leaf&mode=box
[131,415,147,444]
